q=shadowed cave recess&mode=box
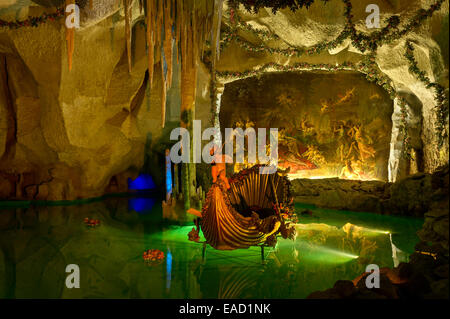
[0,0,448,300]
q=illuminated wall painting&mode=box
[220,72,393,181]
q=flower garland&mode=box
[345,0,445,53]
[342,0,400,53]
[0,7,64,29]
[397,97,413,159]
[221,0,445,57]
[224,0,351,55]
[227,6,280,41]
[387,1,446,43]
[357,54,412,158]
[216,55,414,158]
[228,0,330,14]
[216,61,356,80]
[356,54,396,99]
[405,40,449,147]
[221,28,303,56]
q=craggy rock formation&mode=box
[291,165,449,217]
[416,166,449,250]
[0,2,212,200]
[292,178,390,213]
[0,0,448,201]
[217,0,449,182]
[0,3,161,200]
[307,165,449,299]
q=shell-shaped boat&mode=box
[197,165,295,250]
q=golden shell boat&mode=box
[190,165,296,250]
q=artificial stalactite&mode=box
[215,0,224,62]
[161,58,166,128]
[141,0,223,208]
[65,0,75,71]
[180,5,195,210]
[124,0,132,73]
[157,0,163,47]
[160,0,173,128]
[146,0,155,88]
[173,164,179,196]
[163,0,173,89]
[181,162,190,210]
[175,0,182,65]
[180,4,198,131]
[211,0,224,69]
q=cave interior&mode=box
[0,0,448,300]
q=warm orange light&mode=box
[287,173,381,181]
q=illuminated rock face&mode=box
[220,72,394,181]
[0,1,448,200]
[0,2,211,200]
[0,4,149,200]
[217,0,449,181]
[291,167,443,215]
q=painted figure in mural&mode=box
[337,87,356,105]
[278,130,317,173]
[347,124,376,161]
[340,159,360,179]
[320,98,333,113]
[303,145,326,166]
[299,115,314,134]
[329,117,376,179]
[354,126,376,160]
[320,88,356,114]
[333,120,347,138]
[333,120,349,162]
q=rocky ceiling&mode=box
[0,0,448,201]
[214,0,449,181]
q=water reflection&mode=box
[128,198,156,214]
[0,198,422,298]
[166,248,172,291]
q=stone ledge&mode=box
[291,165,449,217]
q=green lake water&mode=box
[0,197,423,298]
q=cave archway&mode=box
[218,71,396,181]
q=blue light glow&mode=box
[165,155,172,196]
[166,249,172,290]
[128,174,156,190]
[128,198,156,214]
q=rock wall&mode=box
[291,165,449,217]
[0,4,148,200]
[306,165,449,299]
[291,178,389,213]
[416,166,449,250]
[0,0,448,201]
[216,0,449,181]
[0,2,212,200]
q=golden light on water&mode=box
[315,246,359,260]
[362,228,390,235]
[286,172,382,181]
